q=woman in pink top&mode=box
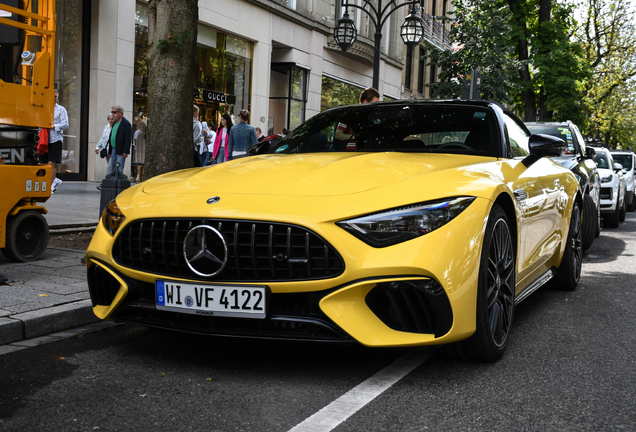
[212,114,233,164]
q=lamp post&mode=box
[334,0,425,90]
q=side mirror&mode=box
[585,147,596,159]
[528,134,567,157]
[613,162,624,173]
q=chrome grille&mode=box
[112,219,345,282]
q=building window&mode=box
[418,47,426,95]
[134,2,253,134]
[269,63,308,135]
[405,47,413,91]
[54,0,87,178]
[321,74,364,111]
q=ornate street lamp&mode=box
[400,6,425,51]
[334,9,357,52]
[334,0,425,90]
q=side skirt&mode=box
[514,268,555,305]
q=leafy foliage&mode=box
[576,0,636,148]
[429,0,588,125]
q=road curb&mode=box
[8,300,99,341]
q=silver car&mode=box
[591,147,626,227]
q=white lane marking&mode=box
[287,350,432,432]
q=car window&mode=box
[526,125,576,154]
[269,105,500,157]
[594,151,611,169]
[612,154,633,170]
[502,113,529,157]
[570,124,586,154]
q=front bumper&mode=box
[86,198,492,347]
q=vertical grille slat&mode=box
[268,225,276,278]
[174,221,182,274]
[233,223,241,279]
[286,227,293,278]
[251,224,258,279]
[305,233,311,277]
[138,222,145,270]
[113,219,344,282]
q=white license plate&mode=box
[155,280,266,319]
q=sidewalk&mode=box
[0,181,111,349]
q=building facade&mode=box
[1,0,416,181]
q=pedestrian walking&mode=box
[212,114,233,164]
[201,121,215,166]
[40,90,68,194]
[95,114,115,163]
[193,105,204,167]
[132,113,146,181]
[255,127,265,142]
[227,109,257,160]
[106,105,132,178]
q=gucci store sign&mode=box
[196,88,236,105]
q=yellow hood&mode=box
[142,153,498,197]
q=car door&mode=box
[502,114,569,291]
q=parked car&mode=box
[610,149,635,212]
[87,100,582,362]
[246,134,284,156]
[591,146,626,227]
[526,121,601,251]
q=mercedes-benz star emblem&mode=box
[183,225,228,277]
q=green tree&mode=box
[430,0,588,124]
[576,0,636,146]
[144,0,199,179]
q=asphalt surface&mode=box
[0,181,120,350]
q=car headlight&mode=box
[337,197,476,248]
[601,174,613,183]
[102,200,126,236]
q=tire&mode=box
[628,199,636,212]
[552,202,582,291]
[604,199,620,228]
[595,197,601,237]
[2,211,49,262]
[619,197,626,222]
[581,194,596,252]
[443,205,515,362]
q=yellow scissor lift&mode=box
[0,0,56,262]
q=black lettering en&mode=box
[205,288,214,307]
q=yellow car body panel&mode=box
[86,150,579,348]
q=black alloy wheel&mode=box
[443,205,515,362]
[552,202,582,291]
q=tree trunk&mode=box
[144,0,198,179]
[507,0,536,121]
[536,0,551,120]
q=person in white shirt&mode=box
[95,114,115,163]
[40,91,69,193]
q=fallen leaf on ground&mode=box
[52,356,66,360]
[39,294,50,297]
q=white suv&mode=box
[611,150,635,212]
[591,147,626,227]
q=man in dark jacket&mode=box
[106,105,132,178]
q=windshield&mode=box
[269,104,499,157]
[594,151,611,169]
[612,154,633,170]
[526,125,577,154]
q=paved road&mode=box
[0,213,634,431]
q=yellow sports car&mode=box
[86,100,582,361]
